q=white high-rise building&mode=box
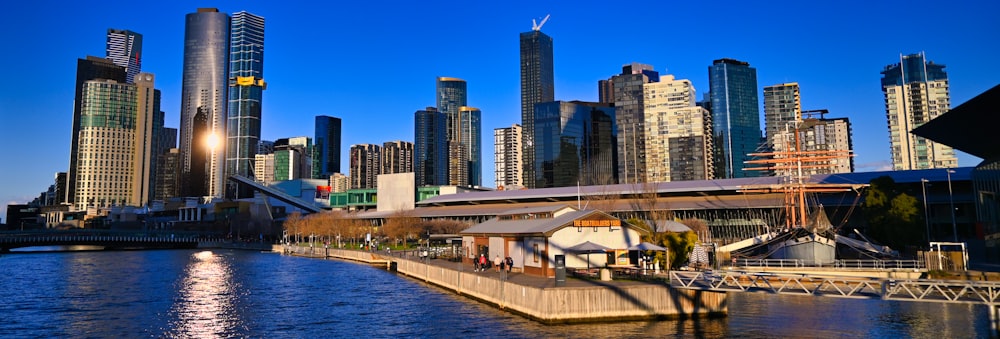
[494,124,522,190]
[763,83,801,151]
[643,75,713,182]
[881,52,957,170]
[73,73,158,210]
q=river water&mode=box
[0,249,989,338]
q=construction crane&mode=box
[532,14,550,32]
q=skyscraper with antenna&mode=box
[520,14,554,188]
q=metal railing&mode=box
[733,258,925,270]
[670,270,1000,305]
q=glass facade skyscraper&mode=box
[105,29,142,84]
[532,101,617,188]
[225,11,265,198]
[519,30,554,188]
[709,58,762,179]
[610,62,658,184]
[414,107,448,186]
[881,52,956,170]
[180,8,230,198]
[314,115,342,178]
[436,77,473,186]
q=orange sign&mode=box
[573,219,621,227]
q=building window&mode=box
[533,244,539,263]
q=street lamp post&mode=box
[921,178,930,245]
[946,169,958,242]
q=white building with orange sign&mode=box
[460,205,649,277]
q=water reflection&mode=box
[166,251,243,338]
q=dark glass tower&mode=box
[314,115,342,178]
[414,107,448,186]
[180,8,229,198]
[519,29,554,188]
[105,29,142,84]
[67,56,126,204]
[533,101,617,188]
[709,58,762,179]
[225,11,265,198]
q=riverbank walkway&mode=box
[281,244,726,323]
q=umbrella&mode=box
[629,242,668,272]
[566,241,611,269]
[628,242,667,251]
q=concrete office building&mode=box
[494,124,523,190]
[643,75,713,182]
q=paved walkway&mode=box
[381,250,662,289]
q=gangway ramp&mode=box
[670,270,1000,334]
[228,175,322,214]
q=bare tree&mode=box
[422,219,470,234]
[382,210,420,247]
[627,181,673,233]
[680,218,710,243]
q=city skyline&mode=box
[1,1,998,218]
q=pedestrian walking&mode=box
[478,254,487,272]
[494,255,502,272]
[505,256,513,273]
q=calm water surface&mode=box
[0,249,989,338]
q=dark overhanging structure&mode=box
[912,84,1000,259]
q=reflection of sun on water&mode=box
[167,251,242,337]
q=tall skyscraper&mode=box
[180,8,230,198]
[532,101,617,188]
[382,141,414,175]
[414,107,448,186]
[456,106,481,187]
[72,73,158,210]
[67,56,126,205]
[494,124,522,190]
[643,75,713,182]
[709,58,762,179]
[763,83,802,151]
[350,144,381,189]
[314,115,342,178]
[437,77,466,185]
[610,62,659,184]
[156,149,182,201]
[225,11,265,198]
[881,52,957,170]
[519,27,554,188]
[105,29,142,84]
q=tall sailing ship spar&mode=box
[735,119,868,264]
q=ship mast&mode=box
[740,119,864,232]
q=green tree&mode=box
[861,176,925,250]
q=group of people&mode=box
[474,253,513,273]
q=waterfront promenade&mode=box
[280,245,727,324]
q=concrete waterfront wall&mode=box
[390,255,727,324]
[282,247,727,323]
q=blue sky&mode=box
[1,0,998,219]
